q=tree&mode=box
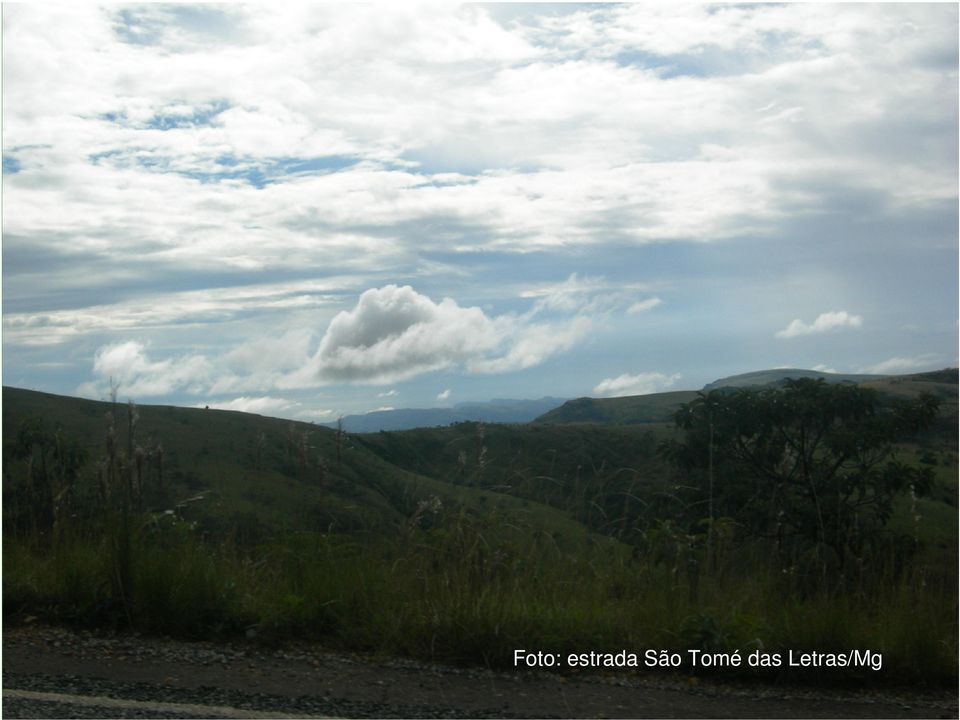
[662,378,939,568]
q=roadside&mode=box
[3,624,957,718]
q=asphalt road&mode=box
[3,625,957,719]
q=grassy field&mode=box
[3,375,957,685]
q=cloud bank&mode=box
[78,284,598,397]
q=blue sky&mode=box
[3,3,957,421]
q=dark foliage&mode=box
[661,379,939,567]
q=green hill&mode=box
[534,390,697,425]
[537,369,958,429]
[701,368,883,391]
[3,382,956,681]
[353,420,676,539]
[1,386,596,548]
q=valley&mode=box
[3,368,957,716]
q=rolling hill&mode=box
[533,390,697,425]
[0,386,596,549]
[701,368,884,391]
[3,375,956,681]
[537,368,958,427]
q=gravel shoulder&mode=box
[3,624,957,719]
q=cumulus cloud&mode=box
[812,363,838,374]
[311,284,591,384]
[10,4,953,409]
[775,311,863,339]
[593,372,681,398]
[437,389,451,401]
[78,340,210,398]
[312,285,501,383]
[73,283,598,398]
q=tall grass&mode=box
[4,506,956,685]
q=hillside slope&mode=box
[538,368,958,427]
[702,368,883,391]
[1,387,598,549]
[534,390,697,425]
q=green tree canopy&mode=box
[662,378,939,565]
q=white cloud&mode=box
[469,316,592,375]
[78,340,211,398]
[201,396,294,415]
[223,328,315,376]
[5,3,953,315]
[73,283,600,396]
[3,278,359,346]
[775,311,863,339]
[297,408,335,421]
[858,355,942,375]
[437,388,451,401]
[593,372,681,398]
[5,5,955,410]
[311,284,592,384]
[312,285,501,384]
[627,297,663,315]
[522,274,656,317]
[812,363,838,374]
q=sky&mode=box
[3,3,957,422]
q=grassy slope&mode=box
[534,390,697,425]
[1,387,600,550]
[702,368,884,390]
[3,384,957,681]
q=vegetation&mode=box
[662,379,939,572]
[534,390,696,425]
[3,372,957,685]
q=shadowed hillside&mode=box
[533,391,697,425]
[1,386,595,547]
[3,380,957,683]
[701,368,883,391]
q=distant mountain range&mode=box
[328,397,568,433]
[327,368,958,432]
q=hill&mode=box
[537,368,958,427]
[534,390,697,425]
[329,396,567,433]
[2,381,957,682]
[701,368,883,391]
[0,386,593,548]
